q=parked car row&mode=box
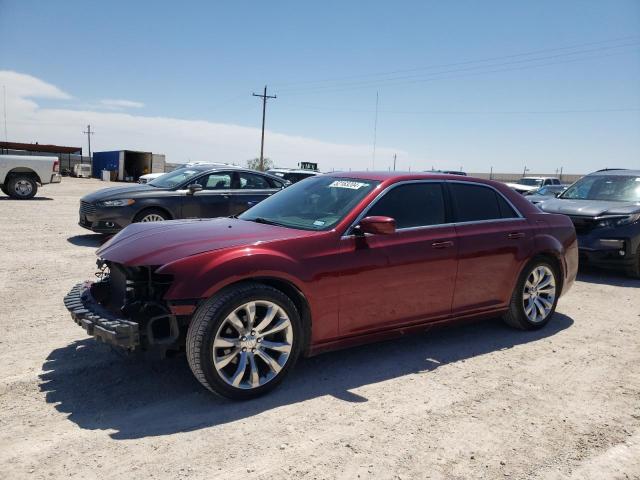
[65,171,579,399]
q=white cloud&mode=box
[0,70,408,171]
[100,99,145,109]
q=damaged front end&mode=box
[64,259,187,352]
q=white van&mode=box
[73,164,92,178]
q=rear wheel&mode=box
[186,283,303,399]
[7,175,38,199]
[503,259,559,330]
[133,208,169,223]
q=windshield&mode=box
[560,175,640,202]
[148,167,202,188]
[239,176,380,230]
[518,178,543,186]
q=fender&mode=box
[157,246,309,301]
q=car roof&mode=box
[588,169,640,177]
[268,168,320,174]
[521,176,558,180]
[327,170,500,184]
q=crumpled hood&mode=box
[96,217,315,266]
[81,184,157,202]
[539,198,640,217]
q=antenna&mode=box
[372,91,378,170]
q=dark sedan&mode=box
[79,164,286,233]
[539,169,640,277]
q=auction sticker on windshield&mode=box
[329,180,370,189]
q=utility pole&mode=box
[2,85,7,143]
[490,166,493,180]
[393,153,397,171]
[252,86,276,171]
[523,165,529,177]
[82,125,94,164]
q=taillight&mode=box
[53,160,59,172]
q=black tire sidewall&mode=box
[8,176,37,199]
[190,285,303,400]
[512,260,560,329]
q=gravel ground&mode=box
[0,177,639,480]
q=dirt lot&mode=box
[0,177,639,480]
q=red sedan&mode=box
[64,172,578,399]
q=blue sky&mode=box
[0,0,639,172]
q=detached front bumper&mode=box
[63,282,140,349]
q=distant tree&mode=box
[246,157,274,171]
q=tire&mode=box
[627,246,640,279]
[186,282,303,399]
[7,175,38,199]
[502,258,560,330]
[133,208,169,223]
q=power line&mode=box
[273,35,640,89]
[276,43,640,96]
[252,86,277,171]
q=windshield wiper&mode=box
[251,217,287,227]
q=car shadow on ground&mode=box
[39,314,573,440]
[0,196,53,201]
[577,267,640,288]
[66,234,110,247]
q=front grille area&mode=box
[96,261,173,317]
[80,201,96,217]
[568,216,598,235]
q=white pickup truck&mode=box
[0,155,62,199]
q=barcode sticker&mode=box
[329,180,368,189]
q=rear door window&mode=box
[367,183,446,229]
[238,172,272,190]
[449,183,518,222]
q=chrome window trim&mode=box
[341,179,524,238]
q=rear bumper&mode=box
[50,173,62,183]
[63,282,140,349]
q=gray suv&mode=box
[538,169,640,277]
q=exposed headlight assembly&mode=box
[97,199,135,207]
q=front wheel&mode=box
[186,283,303,399]
[133,208,169,223]
[7,175,38,199]
[503,260,559,330]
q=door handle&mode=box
[246,201,257,206]
[431,240,454,249]
[507,232,525,239]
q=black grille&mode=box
[80,201,96,217]
[568,216,598,235]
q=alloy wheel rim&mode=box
[212,300,293,389]
[140,214,165,222]
[15,180,33,196]
[523,265,556,323]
